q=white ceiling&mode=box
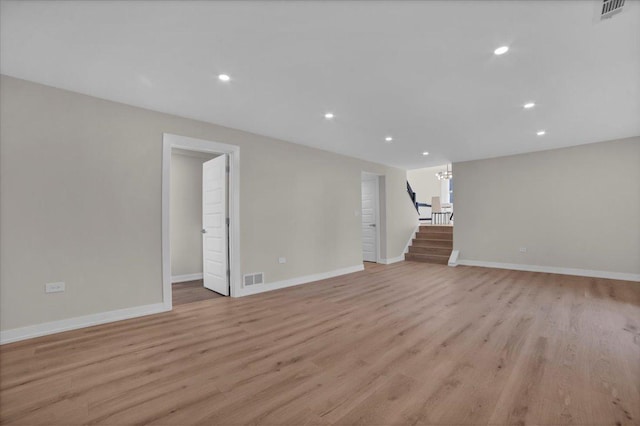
[1,0,638,169]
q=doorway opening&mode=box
[361,172,383,264]
[170,149,224,305]
[162,134,241,310]
[405,164,454,265]
[406,164,453,225]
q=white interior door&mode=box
[202,155,229,295]
[361,177,378,262]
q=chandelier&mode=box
[435,164,453,180]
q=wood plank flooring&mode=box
[172,280,223,306]
[1,261,639,425]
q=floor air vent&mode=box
[601,0,625,19]
[243,273,264,286]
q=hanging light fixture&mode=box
[435,164,453,180]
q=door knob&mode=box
[201,229,207,234]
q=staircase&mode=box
[405,225,453,264]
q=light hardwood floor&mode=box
[172,280,223,306]
[1,262,639,425]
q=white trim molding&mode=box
[163,133,242,307]
[171,273,204,283]
[457,259,640,282]
[237,264,364,297]
[0,303,169,345]
[448,250,459,266]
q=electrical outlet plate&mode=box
[519,247,527,253]
[278,257,286,264]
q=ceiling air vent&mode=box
[600,0,625,19]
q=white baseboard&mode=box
[448,250,459,266]
[457,259,640,282]
[171,273,203,283]
[378,224,421,265]
[0,303,169,345]
[377,224,419,265]
[404,224,420,254]
[237,264,364,297]
[379,256,404,265]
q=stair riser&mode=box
[405,253,449,265]
[419,226,453,233]
[415,233,453,241]
[412,239,453,248]
[408,246,451,256]
[414,235,453,244]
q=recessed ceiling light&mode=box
[218,74,230,82]
[324,112,334,119]
[524,102,535,109]
[537,130,546,136]
[422,151,429,156]
[494,46,509,55]
[385,136,393,142]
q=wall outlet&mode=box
[519,247,527,253]
[45,282,65,293]
[278,257,286,264]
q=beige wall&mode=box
[407,165,447,204]
[0,75,418,331]
[170,151,217,278]
[453,137,640,275]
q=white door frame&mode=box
[162,133,241,309]
[361,172,382,264]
